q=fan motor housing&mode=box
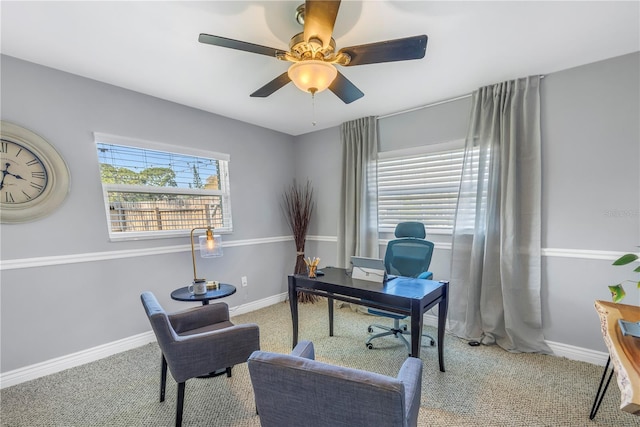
[289,32,336,60]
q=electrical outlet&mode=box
[241,276,248,287]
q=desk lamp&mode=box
[190,227,223,283]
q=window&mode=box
[377,140,466,234]
[95,133,232,241]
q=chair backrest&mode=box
[384,222,434,277]
[248,351,407,427]
[140,291,177,354]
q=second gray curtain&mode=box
[338,116,379,267]
[449,76,551,353]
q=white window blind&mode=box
[377,141,467,234]
[95,134,232,241]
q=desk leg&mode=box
[288,276,299,349]
[589,356,614,420]
[410,300,423,358]
[437,281,449,372]
[328,297,334,337]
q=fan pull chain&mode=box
[311,91,317,126]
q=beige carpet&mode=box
[1,299,639,426]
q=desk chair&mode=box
[248,341,422,427]
[140,292,260,427]
[366,222,436,355]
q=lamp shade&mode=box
[199,234,223,258]
[288,60,338,94]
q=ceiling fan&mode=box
[198,0,428,104]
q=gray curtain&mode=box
[449,76,551,353]
[338,116,379,267]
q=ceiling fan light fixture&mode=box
[288,60,337,95]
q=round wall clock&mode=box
[0,121,70,223]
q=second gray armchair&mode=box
[140,291,260,427]
[248,340,423,427]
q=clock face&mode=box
[0,122,70,223]
[0,139,49,204]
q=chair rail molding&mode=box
[541,248,637,260]
[0,236,292,271]
[1,239,632,271]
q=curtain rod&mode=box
[378,75,545,120]
[378,94,472,119]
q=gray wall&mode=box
[1,52,638,374]
[295,52,640,353]
[0,55,296,372]
[294,126,342,267]
[540,52,639,348]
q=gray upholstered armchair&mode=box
[248,341,422,427]
[140,291,260,427]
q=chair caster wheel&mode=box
[402,325,408,331]
[367,327,373,333]
[366,343,373,349]
[430,340,435,346]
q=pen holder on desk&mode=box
[308,265,317,278]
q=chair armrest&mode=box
[290,340,315,360]
[166,323,260,383]
[418,271,433,280]
[168,302,229,334]
[397,357,422,427]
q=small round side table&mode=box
[170,283,236,305]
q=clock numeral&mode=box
[31,171,46,180]
[22,190,32,201]
[26,158,40,167]
[0,142,7,153]
[16,148,23,157]
[30,182,44,191]
[5,192,14,203]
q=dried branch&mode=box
[282,179,317,303]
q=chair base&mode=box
[197,367,232,378]
[365,318,435,356]
[159,355,233,427]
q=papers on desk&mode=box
[619,319,640,338]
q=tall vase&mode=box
[282,179,318,303]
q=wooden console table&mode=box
[592,300,640,417]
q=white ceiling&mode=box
[1,1,639,136]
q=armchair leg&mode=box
[226,367,232,378]
[160,355,167,402]
[176,382,185,427]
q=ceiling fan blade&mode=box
[329,71,364,104]
[303,0,341,48]
[339,35,428,66]
[250,72,292,98]
[198,33,286,58]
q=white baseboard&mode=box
[422,314,609,366]
[0,293,289,389]
[546,340,609,366]
[0,331,157,389]
[1,295,607,389]
[229,292,288,317]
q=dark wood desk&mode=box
[288,267,449,371]
[170,283,236,305]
